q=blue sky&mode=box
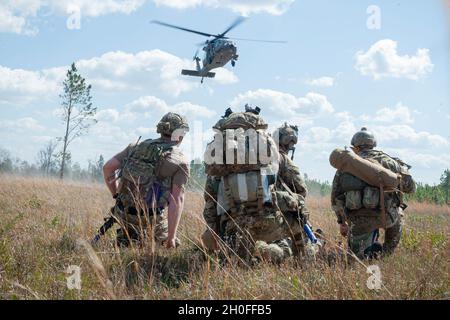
[1,0,449,184]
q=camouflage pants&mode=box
[221,208,301,263]
[113,205,169,247]
[280,211,308,256]
[348,208,404,259]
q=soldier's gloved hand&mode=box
[339,222,349,237]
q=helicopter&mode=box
[152,17,285,83]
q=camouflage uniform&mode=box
[275,149,310,256]
[201,108,290,263]
[202,121,312,262]
[331,128,415,259]
[113,113,189,247]
[273,123,313,256]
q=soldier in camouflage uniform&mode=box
[201,115,317,263]
[272,123,312,256]
[103,112,190,248]
[331,127,416,259]
[200,107,291,264]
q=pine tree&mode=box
[58,63,97,180]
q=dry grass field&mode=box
[0,175,448,299]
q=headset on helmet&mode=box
[274,122,299,151]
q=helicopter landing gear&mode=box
[231,60,236,67]
[201,77,204,84]
[195,57,201,71]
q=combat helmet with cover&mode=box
[351,127,377,148]
[157,112,190,138]
[273,122,298,152]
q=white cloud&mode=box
[125,95,216,120]
[369,102,415,124]
[0,0,146,35]
[387,149,450,170]
[0,117,45,132]
[305,76,335,87]
[0,49,238,104]
[76,50,199,96]
[214,68,239,84]
[96,109,121,123]
[1,0,292,35]
[51,0,146,17]
[373,124,448,148]
[306,127,331,143]
[230,89,334,123]
[0,65,61,104]
[355,39,433,80]
[153,0,294,15]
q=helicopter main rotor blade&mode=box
[217,16,246,38]
[225,36,287,43]
[151,20,216,38]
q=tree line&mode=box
[0,146,105,183]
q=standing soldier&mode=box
[331,127,416,259]
[102,112,190,248]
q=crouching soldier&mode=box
[201,106,290,264]
[331,127,416,259]
[272,123,319,257]
[102,112,190,248]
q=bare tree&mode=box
[37,140,58,175]
[59,63,97,179]
[0,147,13,173]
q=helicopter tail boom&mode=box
[181,69,215,78]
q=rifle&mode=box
[91,215,116,244]
[91,136,142,245]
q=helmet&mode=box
[351,127,377,148]
[156,112,189,137]
[274,123,298,151]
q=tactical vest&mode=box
[204,112,278,216]
[119,138,175,214]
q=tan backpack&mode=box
[119,138,175,211]
[204,111,278,215]
[204,112,277,177]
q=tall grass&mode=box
[0,175,448,299]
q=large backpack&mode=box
[119,138,175,212]
[204,112,277,176]
[331,149,415,214]
[204,112,278,215]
